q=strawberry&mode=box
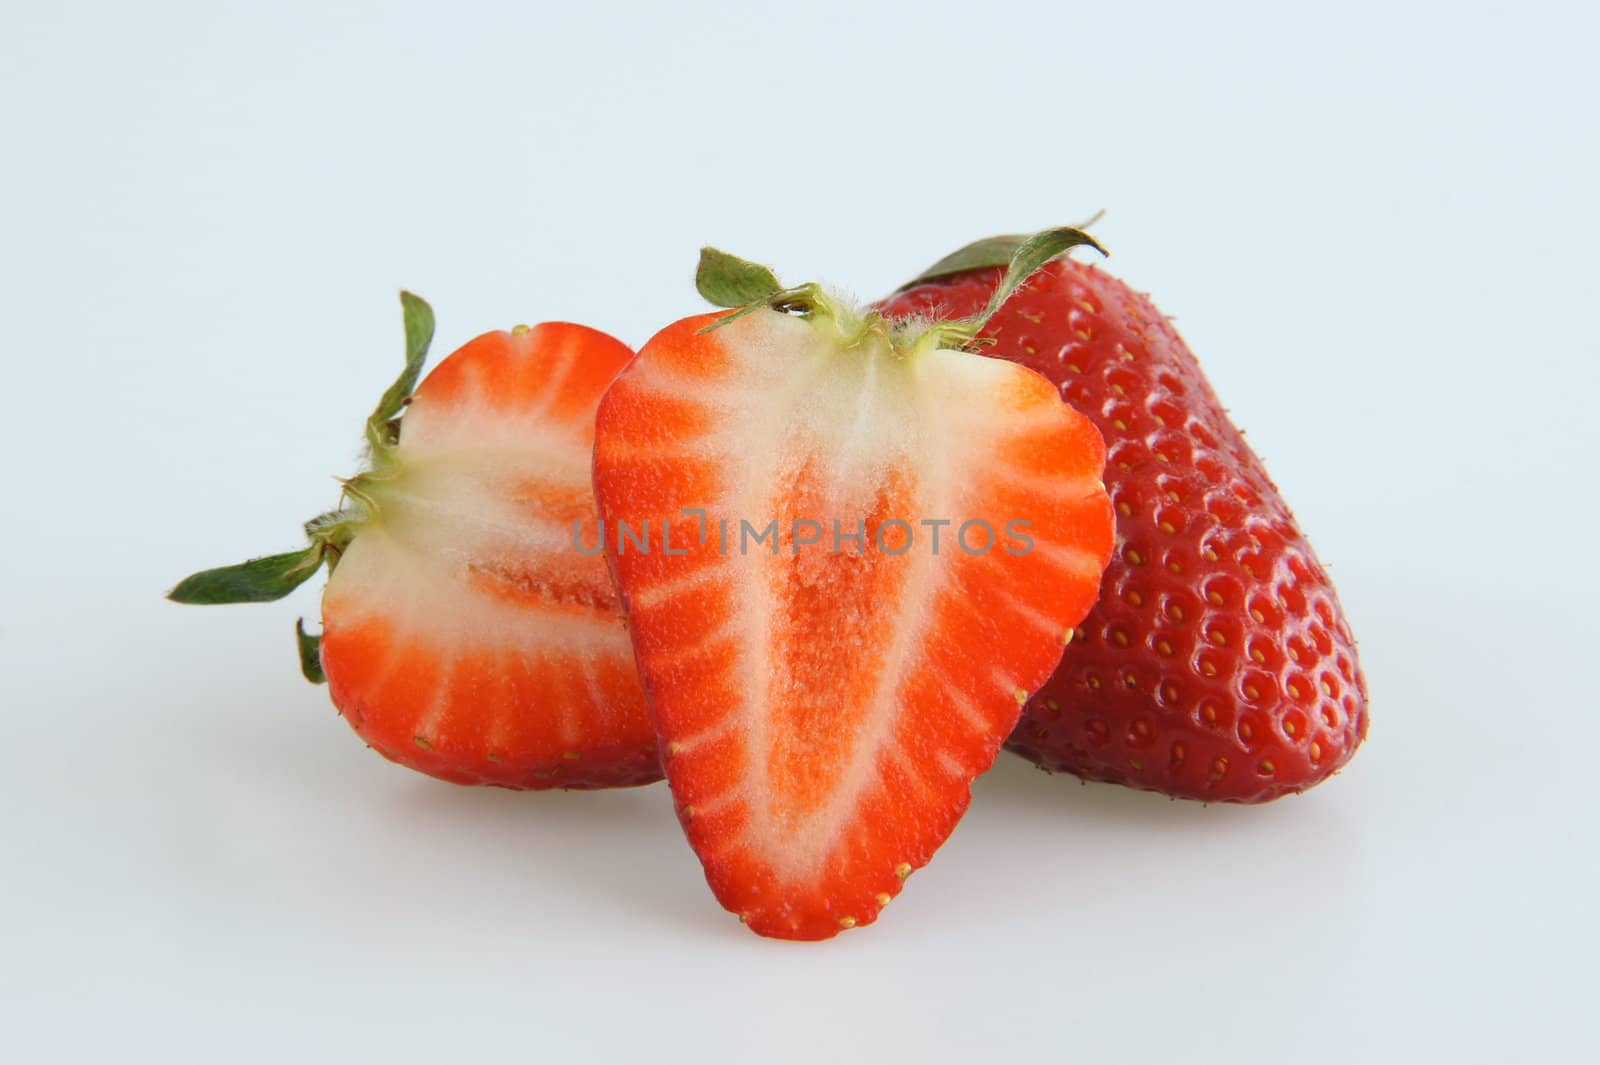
[169,294,660,790]
[878,236,1369,802]
[591,232,1116,938]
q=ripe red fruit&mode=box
[592,235,1115,938]
[879,240,1368,802]
[169,295,660,790]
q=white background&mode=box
[2,1,1595,1061]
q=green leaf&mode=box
[694,281,829,335]
[166,545,325,605]
[696,247,784,308]
[366,290,436,453]
[896,212,1107,290]
[965,226,1108,337]
[296,618,327,684]
[898,234,1032,289]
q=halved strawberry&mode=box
[169,295,659,790]
[591,233,1116,938]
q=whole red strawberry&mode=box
[879,236,1368,802]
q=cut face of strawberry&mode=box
[171,299,659,790]
[592,237,1115,938]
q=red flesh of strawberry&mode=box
[318,322,660,789]
[592,302,1114,937]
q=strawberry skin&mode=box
[171,300,660,791]
[880,257,1368,802]
[593,250,1115,938]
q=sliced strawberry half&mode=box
[591,234,1116,938]
[170,296,659,790]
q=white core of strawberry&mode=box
[322,370,633,740]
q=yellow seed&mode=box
[511,323,532,335]
[1117,501,1133,517]
[1160,521,1176,534]
[1066,363,1083,374]
[1126,548,1144,565]
[413,736,432,750]
[666,741,683,756]
[1156,639,1174,656]
[1088,675,1102,689]
[839,916,857,929]
[562,751,581,761]
[1208,591,1224,605]
[894,863,912,879]
[875,893,892,906]
[1204,548,1219,561]
[1014,688,1028,705]
[1126,590,1143,606]
[1250,608,1265,622]
[1210,630,1227,645]
[1251,648,1265,664]
[1168,561,1183,573]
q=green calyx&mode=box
[166,291,437,682]
[894,211,1107,290]
[694,223,1108,354]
